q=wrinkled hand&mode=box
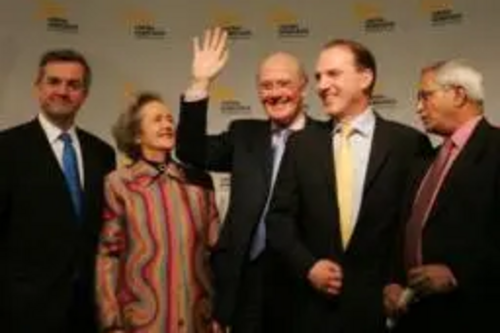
[307,259,343,295]
[383,283,408,317]
[192,27,229,84]
[408,264,457,296]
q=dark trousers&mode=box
[232,251,296,333]
[232,253,265,333]
[67,278,98,333]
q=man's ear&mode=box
[452,86,468,107]
[360,69,374,92]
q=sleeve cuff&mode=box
[183,88,209,102]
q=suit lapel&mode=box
[78,130,91,195]
[250,122,274,187]
[345,116,391,251]
[323,122,338,198]
[311,121,344,254]
[29,119,71,188]
[363,116,391,195]
[77,129,100,225]
[309,120,337,203]
[28,119,80,225]
[426,119,490,222]
[402,155,434,222]
[254,118,319,188]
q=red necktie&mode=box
[405,139,455,269]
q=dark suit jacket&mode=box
[176,98,319,327]
[394,119,500,333]
[266,115,431,333]
[0,118,115,333]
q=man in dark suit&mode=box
[176,28,319,333]
[383,59,500,333]
[265,39,431,333]
[0,49,115,333]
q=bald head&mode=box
[258,52,307,83]
[256,51,308,126]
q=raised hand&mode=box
[192,27,229,84]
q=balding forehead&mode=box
[258,52,305,79]
[261,52,299,69]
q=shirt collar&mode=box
[271,112,306,132]
[38,113,78,144]
[449,115,482,149]
[333,107,376,137]
[131,159,187,184]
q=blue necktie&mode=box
[249,128,290,260]
[60,132,83,221]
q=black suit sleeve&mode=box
[447,141,500,296]
[266,136,316,280]
[176,97,233,172]
[387,131,433,284]
[417,132,434,158]
[0,133,11,232]
[103,145,117,174]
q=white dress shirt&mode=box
[38,113,85,187]
[333,108,375,230]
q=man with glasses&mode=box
[383,59,500,332]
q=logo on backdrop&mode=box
[353,2,396,33]
[36,0,79,33]
[211,9,253,40]
[123,8,168,40]
[212,85,252,115]
[420,0,463,26]
[268,7,310,38]
[371,83,398,109]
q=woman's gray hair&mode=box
[112,92,163,161]
[426,59,484,105]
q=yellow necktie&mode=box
[335,123,354,248]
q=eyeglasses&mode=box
[417,85,458,102]
[416,88,441,102]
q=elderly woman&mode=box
[96,92,219,333]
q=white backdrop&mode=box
[1,0,499,214]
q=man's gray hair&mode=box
[425,59,484,105]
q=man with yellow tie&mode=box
[266,39,431,333]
